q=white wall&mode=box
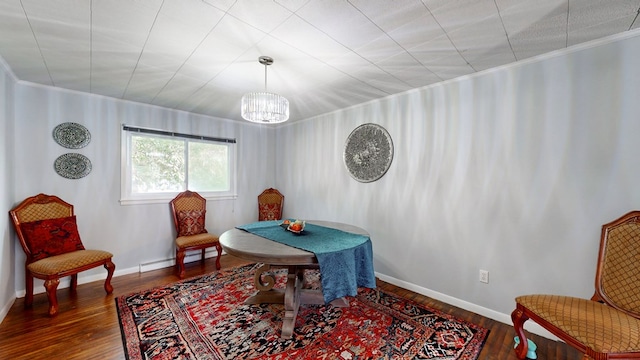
[275,31,640,325]
[0,54,16,321]
[10,83,277,295]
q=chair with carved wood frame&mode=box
[511,211,640,359]
[258,188,284,221]
[170,190,221,279]
[9,193,115,316]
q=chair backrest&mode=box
[257,188,284,221]
[170,190,207,234]
[593,210,640,319]
[9,193,75,260]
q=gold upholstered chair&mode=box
[169,190,221,279]
[511,211,640,359]
[9,193,115,316]
[257,188,284,221]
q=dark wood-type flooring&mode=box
[0,255,582,359]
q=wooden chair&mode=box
[258,188,284,221]
[512,211,640,359]
[9,193,115,316]
[169,190,221,279]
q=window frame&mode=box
[120,125,237,205]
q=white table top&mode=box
[219,220,369,266]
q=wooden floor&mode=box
[0,255,583,360]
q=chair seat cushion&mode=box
[516,294,640,353]
[27,249,113,276]
[176,232,219,249]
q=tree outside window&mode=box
[121,128,236,204]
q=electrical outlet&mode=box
[479,269,489,284]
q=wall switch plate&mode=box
[479,269,489,284]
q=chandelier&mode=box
[241,56,289,124]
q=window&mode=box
[121,126,237,205]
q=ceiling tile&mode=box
[568,0,640,46]
[0,1,51,83]
[296,0,386,49]
[446,14,516,69]
[275,0,312,13]
[350,0,446,49]
[354,34,406,64]
[271,15,352,62]
[227,0,294,33]
[136,1,225,72]
[425,0,500,33]
[425,55,476,80]
[498,0,568,60]
[20,0,92,88]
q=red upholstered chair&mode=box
[9,193,115,316]
[257,188,284,221]
[512,211,640,359]
[170,190,221,279]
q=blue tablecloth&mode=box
[236,221,376,303]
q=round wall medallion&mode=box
[54,153,92,179]
[343,123,394,183]
[52,122,91,149]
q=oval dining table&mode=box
[219,220,369,339]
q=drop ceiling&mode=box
[0,0,638,123]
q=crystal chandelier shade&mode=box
[241,92,289,123]
[241,56,289,124]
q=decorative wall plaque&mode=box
[54,153,92,179]
[52,122,91,149]
[343,123,394,183]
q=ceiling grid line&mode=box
[277,14,399,95]
[171,3,292,112]
[348,1,438,85]
[419,0,477,72]
[347,1,441,84]
[493,0,517,61]
[285,8,410,95]
[630,6,640,30]
[121,0,166,99]
[565,0,570,48]
[19,0,54,86]
[148,9,229,104]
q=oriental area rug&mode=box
[116,263,489,360]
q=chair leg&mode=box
[176,248,186,279]
[44,278,61,316]
[24,270,34,308]
[104,260,115,294]
[70,274,78,292]
[215,243,222,270]
[511,307,530,359]
[201,249,206,264]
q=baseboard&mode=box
[139,249,226,273]
[374,272,559,341]
[0,295,15,324]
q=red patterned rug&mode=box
[116,263,489,360]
